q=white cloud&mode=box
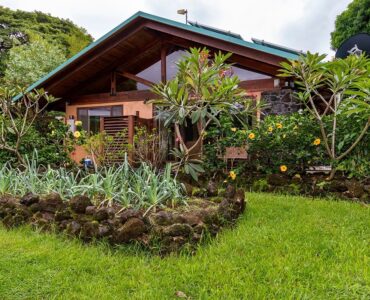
[1,0,352,55]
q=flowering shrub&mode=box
[247,112,327,174]
[204,110,368,178]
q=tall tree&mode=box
[331,0,370,50]
[0,6,93,76]
[2,38,65,88]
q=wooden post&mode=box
[110,72,116,96]
[128,115,135,162]
[161,44,167,83]
[99,116,105,132]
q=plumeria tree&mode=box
[0,87,57,164]
[280,52,370,179]
[151,48,256,180]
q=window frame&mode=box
[77,105,123,134]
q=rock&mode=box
[39,193,64,213]
[54,209,72,222]
[291,174,302,184]
[65,221,81,236]
[106,207,116,219]
[364,185,370,194]
[345,180,365,198]
[29,202,42,213]
[148,211,173,226]
[326,180,347,193]
[20,192,39,206]
[81,221,99,240]
[0,195,18,209]
[225,184,236,199]
[267,174,289,186]
[118,208,140,223]
[163,223,193,237]
[176,212,201,226]
[206,180,218,197]
[85,206,97,215]
[69,195,92,213]
[98,225,111,237]
[115,218,146,243]
[94,208,109,221]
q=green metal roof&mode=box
[16,11,300,99]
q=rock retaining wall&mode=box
[0,186,246,254]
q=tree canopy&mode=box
[2,38,66,88]
[0,6,93,76]
[330,0,370,50]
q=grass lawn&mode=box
[0,193,369,299]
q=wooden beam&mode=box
[127,115,135,162]
[47,19,151,91]
[161,43,167,83]
[146,21,285,66]
[110,72,116,96]
[116,71,155,87]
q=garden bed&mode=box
[0,185,245,254]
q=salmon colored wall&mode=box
[66,99,153,163]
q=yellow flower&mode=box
[73,131,81,138]
[276,123,283,129]
[280,165,287,172]
[268,126,273,132]
[231,127,237,132]
[283,134,286,139]
[75,120,82,126]
[51,130,55,136]
[248,132,255,140]
[229,171,237,180]
[313,138,321,146]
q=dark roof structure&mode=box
[17,11,301,100]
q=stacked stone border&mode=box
[0,185,246,254]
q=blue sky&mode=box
[1,0,352,56]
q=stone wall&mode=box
[262,89,301,115]
[0,185,246,255]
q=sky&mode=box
[1,0,352,56]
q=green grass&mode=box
[0,193,369,299]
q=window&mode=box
[77,105,123,134]
[231,66,271,81]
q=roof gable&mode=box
[18,11,300,99]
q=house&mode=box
[25,11,302,163]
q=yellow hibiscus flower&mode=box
[231,127,237,132]
[73,131,81,138]
[280,165,287,172]
[248,132,255,140]
[268,126,273,132]
[229,171,237,180]
[313,138,321,146]
[276,123,283,129]
[75,120,82,126]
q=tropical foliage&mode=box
[330,0,370,50]
[2,38,66,88]
[280,52,370,179]
[152,48,257,180]
[0,5,93,76]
